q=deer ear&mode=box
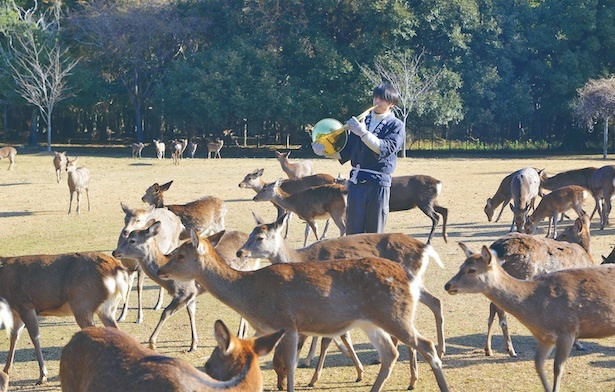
[144,220,161,237]
[256,168,264,176]
[213,320,233,355]
[458,242,474,257]
[207,230,226,247]
[275,213,288,229]
[252,212,265,225]
[253,329,285,357]
[120,202,131,214]
[481,245,494,265]
[161,181,173,191]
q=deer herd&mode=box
[0,148,614,392]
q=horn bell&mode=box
[312,118,347,155]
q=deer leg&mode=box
[331,212,346,238]
[136,268,146,321]
[419,288,445,358]
[68,192,74,214]
[496,307,516,357]
[305,220,319,246]
[434,205,449,242]
[495,200,508,222]
[299,336,318,367]
[20,309,48,385]
[485,302,497,356]
[307,337,331,387]
[320,219,331,239]
[186,298,198,352]
[551,213,559,238]
[339,332,363,381]
[85,188,91,211]
[535,341,555,392]
[363,326,399,392]
[402,329,448,392]
[117,269,137,322]
[279,331,299,392]
[4,317,25,375]
[153,285,164,311]
[419,204,440,245]
[553,335,575,392]
[237,317,249,339]
[76,191,82,215]
[148,295,192,351]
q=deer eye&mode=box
[177,254,185,260]
[129,239,136,244]
[467,268,476,274]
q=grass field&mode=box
[0,148,613,391]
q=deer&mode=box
[153,139,166,159]
[477,216,595,358]
[207,139,224,158]
[253,179,347,246]
[0,251,129,385]
[157,229,450,392]
[66,157,91,214]
[275,150,314,179]
[171,139,185,164]
[237,213,446,390]
[187,141,198,158]
[0,298,13,392]
[539,166,598,220]
[509,167,542,232]
[59,321,285,392]
[485,171,515,222]
[0,146,16,170]
[142,180,226,238]
[238,169,337,239]
[445,244,615,392]
[131,142,145,158]
[524,185,589,238]
[589,165,615,229]
[117,203,183,323]
[52,151,67,183]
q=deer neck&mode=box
[269,238,301,264]
[197,250,245,301]
[153,198,165,208]
[137,240,170,283]
[252,178,265,193]
[482,264,540,322]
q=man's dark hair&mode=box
[373,83,399,106]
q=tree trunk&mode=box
[603,116,609,159]
[46,111,52,152]
[28,108,38,146]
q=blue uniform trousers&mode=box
[345,181,390,235]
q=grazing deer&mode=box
[509,167,542,232]
[52,151,67,183]
[237,213,445,390]
[187,141,198,158]
[589,165,615,229]
[0,252,129,385]
[485,171,515,222]
[153,139,166,159]
[390,175,449,244]
[445,244,615,392]
[524,185,588,238]
[275,150,314,179]
[0,298,13,392]
[66,157,91,214]
[253,179,347,246]
[117,203,183,323]
[539,167,597,191]
[0,146,16,170]
[158,229,450,392]
[142,180,226,238]
[207,139,224,158]
[113,220,205,351]
[59,321,285,392]
[479,217,594,358]
[238,169,337,239]
[131,142,145,158]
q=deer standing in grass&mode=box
[117,203,183,323]
[477,216,594,358]
[59,320,284,392]
[131,142,145,158]
[66,157,91,214]
[158,229,450,392]
[485,171,515,222]
[187,141,198,158]
[238,169,337,239]
[142,180,226,238]
[275,150,314,179]
[207,139,224,158]
[0,146,16,170]
[153,139,166,159]
[237,213,445,390]
[52,151,67,183]
[445,244,615,392]
[0,252,129,385]
[524,185,589,238]
[509,167,542,232]
[253,179,347,246]
[589,165,615,229]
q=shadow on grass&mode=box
[0,211,34,218]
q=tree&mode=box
[360,50,462,156]
[573,76,615,159]
[0,0,78,151]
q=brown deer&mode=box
[445,245,615,392]
[117,203,183,323]
[153,139,166,159]
[275,150,314,179]
[253,179,347,246]
[509,167,542,232]
[142,180,226,238]
[131,142,145,158]
[0,252,129,385]
[539,167,598,220]
[485,171,515,222]
[479,217,594,358]
[0,146,16,170]
[52,151,67,183]
[524,185,588,238]
[237,213,445,390]
[238,169,336,239]
[157,229,450,392]
[207,139,224,158]
[59,321,285,392]
[589,165,615,229]
[66,157,91,214]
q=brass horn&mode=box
[311,106,376,155]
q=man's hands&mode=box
[346,116,367,137]
[311,142,325,156]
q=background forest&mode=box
[0,0,614,152]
